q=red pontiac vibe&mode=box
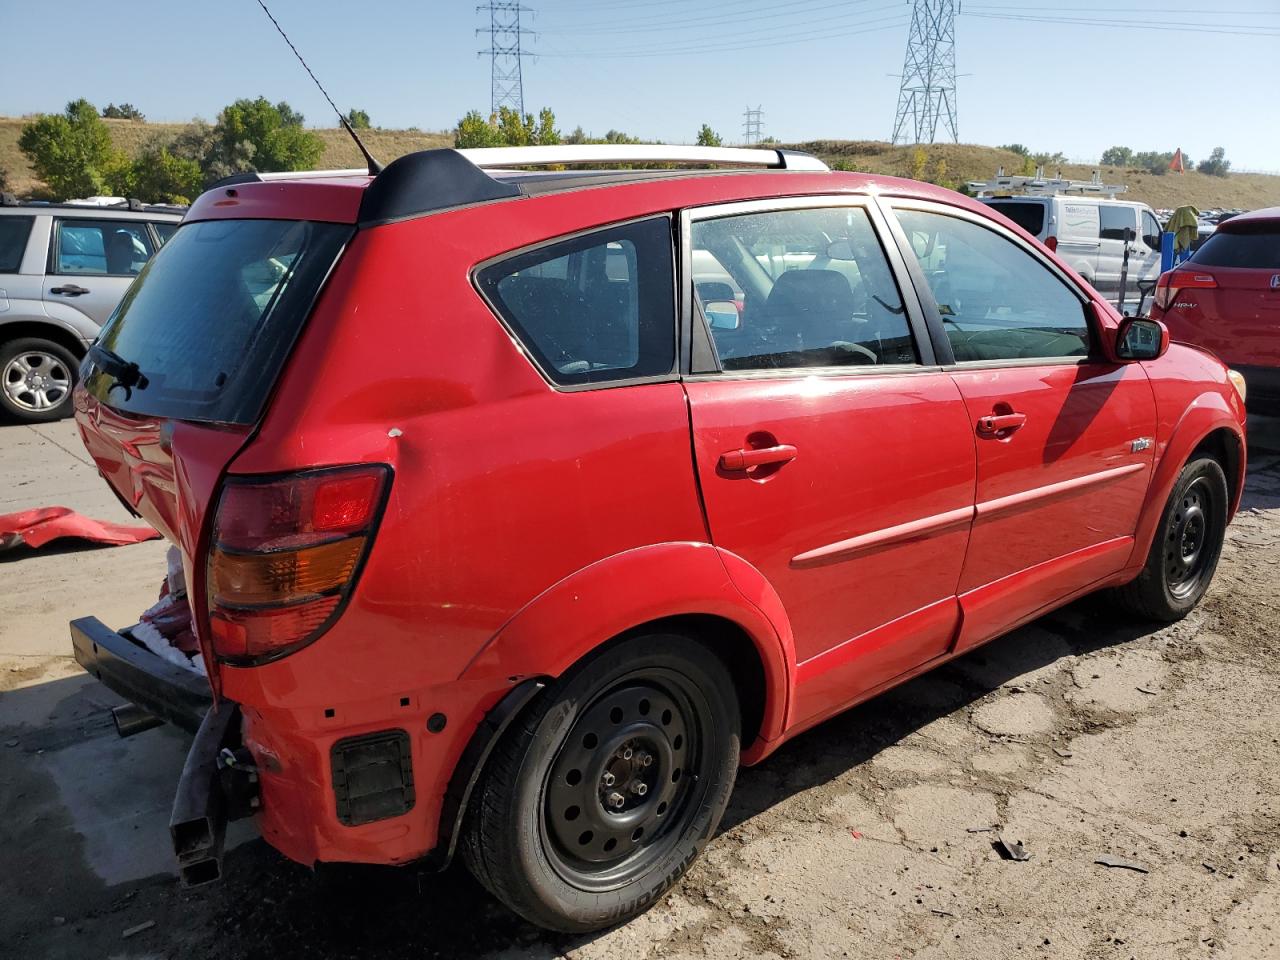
[71,145,1247,932]
[1151,205,1280,405]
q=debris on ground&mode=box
[995,836,1032,861]
[0,506,159,552]
[122,920,156,939]
[1094,855,1150,873]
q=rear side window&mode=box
[986,201,1045,237]
[152,221,178,247]
[0,216,33,272]
[53,219,154,275]
[1192,228,1280,269]
[84,219,350,424]
[1098,205,1136,241]
[477,217,675,387]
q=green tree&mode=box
[1031,150,1066,166]
[346,108,371,129]
[696,124,722,147]
[18,99,120,199]
[1133,150,1176,176]
[1100,146,1133,167]
[454,107,561,148]
[1197,146,1231,178]
[106,137,204,204]
[999,143,1030,157]
[908,145,927,181]
[535,108,560,146]
[455,110,503,148]
[202,97,323,182]
[102,102,145,121]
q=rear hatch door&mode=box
[1182,222,1280,367]
[75,217,352,684]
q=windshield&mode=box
[83,218,350,424]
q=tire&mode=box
[1113,456,1228,621]
[0,337,79,424]
[462,632,741,933]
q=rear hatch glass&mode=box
[1191,227,1280,269]
[82,218,350,424]
[985,201,1046,237]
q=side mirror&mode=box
[1116,317,1169,361]
[703,300,741,331]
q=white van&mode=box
[980,196,1164,311]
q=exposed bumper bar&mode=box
[70,616,211,733]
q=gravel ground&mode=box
[1,416,1278,960]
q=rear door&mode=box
[884,199,1156,648]
[681,198,977,726]
[1055,201,1101,289]
[42,217,155,328]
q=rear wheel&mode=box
[0,337,78,423]
[462,632,740,932]
[1113,457,1228,621]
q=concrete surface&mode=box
[1,416,1278,959]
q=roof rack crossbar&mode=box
[455,145,828,172]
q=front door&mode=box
[886,201,1157,648]
[42,217,155,329]
[682,199,977,728]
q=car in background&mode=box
[1152,205,1280,405]
[0,198,184,423]
[980,195,1164,311]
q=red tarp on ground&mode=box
[0,506,159,550]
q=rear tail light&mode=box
[1044,235,1058,253]
[207,464,391,664]
[1153,269,1217,311]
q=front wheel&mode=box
[1113,456,1229,621]
[462,633,740,932]
[0,337,79,423]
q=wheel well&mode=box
[620,614,768,750]
[1191,427,1242,499]
[0,321,89,360]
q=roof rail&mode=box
[456,144,828,172]
[969,166,1128,199]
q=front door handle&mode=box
[719,444,798,471]
[976,412,1027,435]
[51,284,90,296]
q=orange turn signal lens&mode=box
[210,537,365,607]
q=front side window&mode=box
[0,216,33,273]
[477,218,676,386]
[690,206,917,371]
[1141,210,1162,249]
[1098,205,1136,242]
[54,219,154,275]
[895,208,1090,362]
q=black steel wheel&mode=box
[1114,456,1228,621]
[462,633,740,932]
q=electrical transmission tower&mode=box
[742,105,764,146]
[477,2,534,116]
[891,0,958,145]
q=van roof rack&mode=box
[212,145,829,227]
[969,166,1128,199]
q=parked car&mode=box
[1152,205,1280,404]
[0,198,184,422]
[69,145,1246,933]
[980,195,1164,311]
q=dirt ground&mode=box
[1,416,1278,960]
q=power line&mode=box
[538,0,886,34]
[966,3,1280,12]
[962,11,1280,36]
[477,2,536,116]
[892,0,959,145]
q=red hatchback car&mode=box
[1152,206,1280,405]
[70,145,1247,932]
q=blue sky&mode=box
[2,0,1277,170]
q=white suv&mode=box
[0,198,184,423]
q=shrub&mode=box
[18,99,120,200]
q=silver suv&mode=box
[0,198,185,423]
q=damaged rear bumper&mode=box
[70,616,256,885]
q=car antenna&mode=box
[252,0,383,175]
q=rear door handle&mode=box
[51,284,90,296]
[719,444,798,471]
[976,413,1027,435]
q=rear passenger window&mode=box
[1098,205,1136,242]
[152,222,178,247]
[54,220,154,275]
[691,206,917,370]
[895,209,1090,362]
[0,216,33,272]
[477,218,675,386]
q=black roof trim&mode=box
[357,149,521,227]
[211,172,264,188]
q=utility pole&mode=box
[891,0,958,145]
[477,2,534,116]
[742,105,764,146]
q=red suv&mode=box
[1151,206,1279,405]
[70,145,1247,933]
